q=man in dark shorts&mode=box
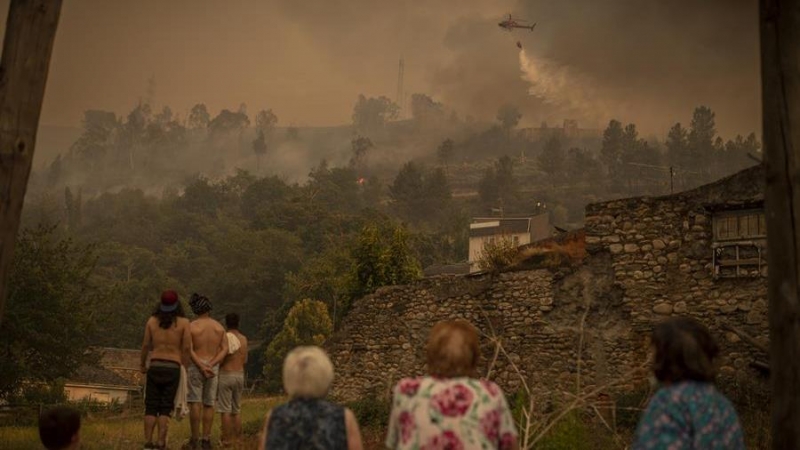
[38,406,81,450]
[141,290,191,450]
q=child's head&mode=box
[651,316,719,384]
[39,406,81,450]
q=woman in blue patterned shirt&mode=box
[633,317,745,450]
[257,346,364,450]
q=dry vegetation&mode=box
[0,397,282,450]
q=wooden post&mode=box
[760,0,800,448]
[0,0,62,325]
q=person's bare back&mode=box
[190,317,226,364]
[221,330,248,372]
[144,316,191,365]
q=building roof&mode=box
[96,347,141,371]
[67,365,138,389]
[586,164,764,214]
[469,217,534,238]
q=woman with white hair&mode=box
[258,346,364,450]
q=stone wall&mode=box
[328,254,642,402]
[584,165,768,379]
[327,165,767,402]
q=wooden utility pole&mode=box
[0,0,63,325]
[760,0,800,448]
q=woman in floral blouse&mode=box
[633,317,745,450]
[386,319,519,450]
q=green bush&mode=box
[537,411,617,450]
[345,395,391,429]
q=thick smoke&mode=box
[518,49,610,127]
[0,0,761,138]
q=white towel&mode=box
[226,332,241,355]
[172,365,189,420]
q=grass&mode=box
[2,391,769,450]
[0,396,282,450]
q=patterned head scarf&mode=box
[189,293,212,316]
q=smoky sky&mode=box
[0,0,760,137]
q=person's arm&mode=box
[187,322,206,367]
[140,320,152,373]
[208,327,229,367]
[345,408,364,450]
[181,320,192,367]
[257,411,271,450]
[243,337,249,364]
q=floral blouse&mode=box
[386,376,518,450]
[633,381,745,450]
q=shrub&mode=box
[345,395,391,429]
[478,236,519,272]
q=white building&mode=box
[468,214,551,272]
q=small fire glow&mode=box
[357,177,366,185]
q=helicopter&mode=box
[498,14,536,32]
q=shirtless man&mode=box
[140,290,191,450]
[217,313,248,446]
[187,294,228,450]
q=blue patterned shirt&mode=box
[265,398,347,450]
[633,381,745,450]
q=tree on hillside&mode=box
[208,109,250,139]
[240,176,296,229]
[600,119,624,190]
[252,130,267,171]
[389,162,452,224]
[352,94,398,134]
[177,176,228,217]
[538,134,564,177]
[665,122,689,168]
[0,225,102,398]
[437,138,455,171]
[350,223,421,300]
[497,104,522,130]
[349,135,374,171]
[565,147,601,183]
[410,93,445,127]
[188,103,210,130]
[154,106,173,127]
[64,187,82,232]
[69,110,119,169]
[600,120,623,173]
[255,109,278,135]
[262,299,333,392]
[306,161,363,214]
[478,156,518,211]
[283,245,354,325]
[390,161,425,220]
[724,132,761,174]
[421,167,452,222]
[117,103,155,172]
[688,106,716,176]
